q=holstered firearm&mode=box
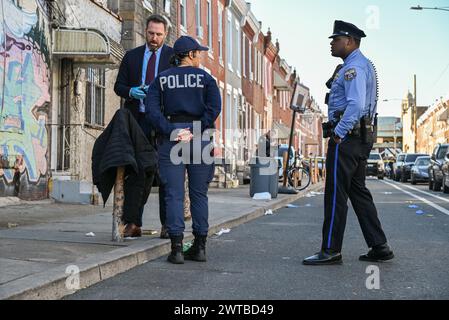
[322,110,344,138]
[322,122,333,139]
[360,113,378,144]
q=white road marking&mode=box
[382,181,449,217]
[394,182,449,204]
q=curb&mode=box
[1,182,324,300]
[0,197,55,208]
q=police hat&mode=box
[174,36,209,54]
[329,20,366,40]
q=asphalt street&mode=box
[67,178,449,300]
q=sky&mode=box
[250,0,449,117]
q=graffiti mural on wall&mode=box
[0,0,51,199]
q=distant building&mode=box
[374,117,403,157]
[417,94,449,155]
[297,97,324,157]
[272,58,294,146]
[401,91,428,154]
[177,0,227,154]
[241,6,262,157]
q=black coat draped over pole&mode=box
[92,108,158,217]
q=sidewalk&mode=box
[0,183,324,300]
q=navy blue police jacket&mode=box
[145,66,222,137]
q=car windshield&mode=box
[369,154,382,160]
[416,159,430,166]
[397,155,405,162]
[437,146,448,159]
[406,154,426,163]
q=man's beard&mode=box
[148,41,162,51]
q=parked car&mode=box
[398,153,428,182]
[366,153,385,179]
[441,150,449,194]
[385,157,395,179]
[429,144,449,191]
[410,156,431,185]
[393,154,406,181]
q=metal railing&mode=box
[306,157,326,184]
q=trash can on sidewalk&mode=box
[249,157,279,199]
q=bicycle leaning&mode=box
[286,155,312,191]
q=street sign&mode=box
[290,83,309,113]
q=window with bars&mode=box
[85,68,105,126]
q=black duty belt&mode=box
[167,114,202,123]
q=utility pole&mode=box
[393,122,397,155]
[414,74,417,153]
[112,167,125,242]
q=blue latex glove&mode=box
[129,87,147,100]
[142,85,150,94]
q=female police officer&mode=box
[145,36,221,264]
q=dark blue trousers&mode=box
[157,126,215,237]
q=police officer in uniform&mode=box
[146,36,221,264]
[303,21,394,265]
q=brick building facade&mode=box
[417,95,449,155]
[108,0,178,49]
[178,0,227,157]
[241,8,261,157]
[0,0,324,199]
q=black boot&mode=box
[168,235,184,264]
[184,234,207,262]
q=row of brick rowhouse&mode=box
[399,90,449,156]
[416,93,449,155]
[0,0,325,202]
